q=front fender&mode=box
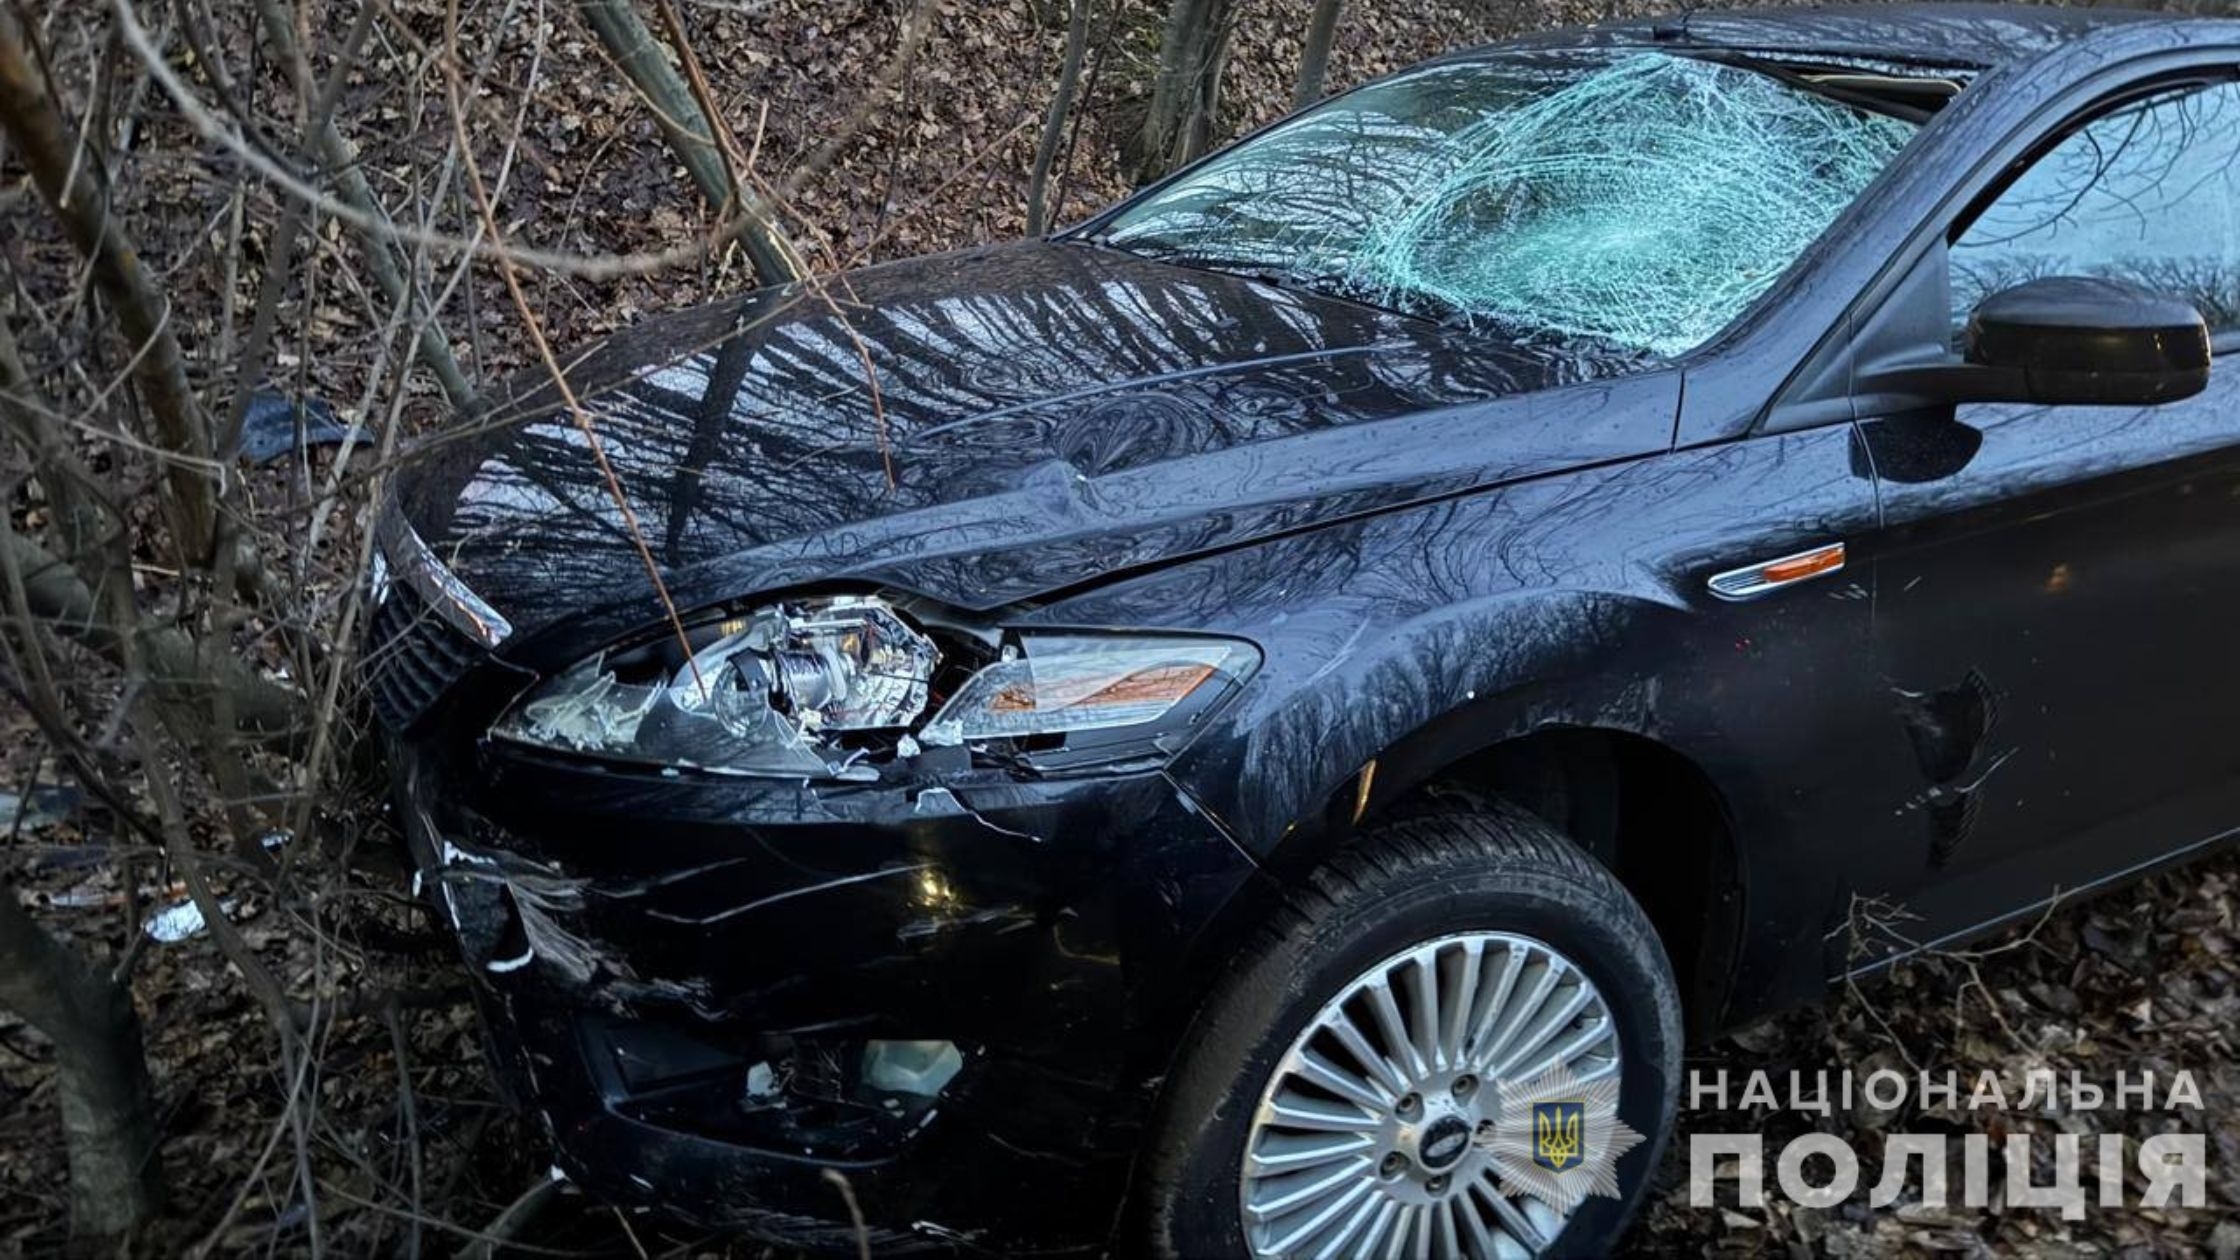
[1035,424,1904,1026]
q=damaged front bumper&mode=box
[393,733,1260,1254]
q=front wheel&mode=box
[1139,808,1683,1258]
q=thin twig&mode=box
[440,0,704,684]
[821,1168,873,1260]
[110,0,785,281]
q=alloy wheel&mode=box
[1239,931,1622,1258]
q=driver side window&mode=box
[1951,79,2240,335]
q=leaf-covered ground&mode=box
[1634,862,2240,1257]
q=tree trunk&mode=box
[573,0,799,286]
[1292,0,1345,109]
[1027,0,1092,236]
[0,531,301,738]
[0,889,162,1239]
[1135,0,1233,184]
[0,6,216,558]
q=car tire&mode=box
[1139,806,1682,1259]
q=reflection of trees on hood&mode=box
[400,243,1634,629]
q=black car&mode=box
[372,5,2240,1255]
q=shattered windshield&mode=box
[1092,50,1920,358]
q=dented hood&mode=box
[394,241,1673,653]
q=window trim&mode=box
[1942,70,2240,336]
[1760,48,2240,438]
[1942,74,2234,245]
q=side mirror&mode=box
[1964,276,2210,406]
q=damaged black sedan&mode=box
[372,5,2240,1256]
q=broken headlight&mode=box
[495,593,1259,778]
[493,596,939,778]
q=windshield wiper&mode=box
[1109,246,1449,323]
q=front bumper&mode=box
[393,735,1260,1254]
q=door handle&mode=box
[1709,542,1846,601]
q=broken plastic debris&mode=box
[861,1040,963,1099]
[0,786,79,833]
[486,948,534,974]
[828,746,878,783]
[744,1061,778,1098]
[505,660,659,751]
[238,391,358,464]
[914,787,1043,842]
[144,900,202,942]
[142,895,236,943]
[440,839,495,866]
[914,787,960,815]
[38,884,119,910]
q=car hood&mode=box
[393,241,1675,655]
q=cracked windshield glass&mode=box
[1094,50,1920,358]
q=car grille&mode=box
[365,579,485,731]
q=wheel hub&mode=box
[1240,931,1622,1258]
[1379,1075,1485,1200]
[1413,1112,1473,1172]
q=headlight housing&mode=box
[494,596,939,778]
[493,594,1258,778]
[924,635,1258,755]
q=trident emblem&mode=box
[1532,1100,1585,1172]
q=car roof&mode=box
[1513,3,2200,71]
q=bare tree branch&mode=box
[573,0,799,284]
[0,530,300,736]
[110,0,789,280]
[1293,0,1344,109]
[0,3,216,557]
[1027,0,1090,236]
[443,9,708,686]
[779,0,931,200]
[246,0,478,410]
